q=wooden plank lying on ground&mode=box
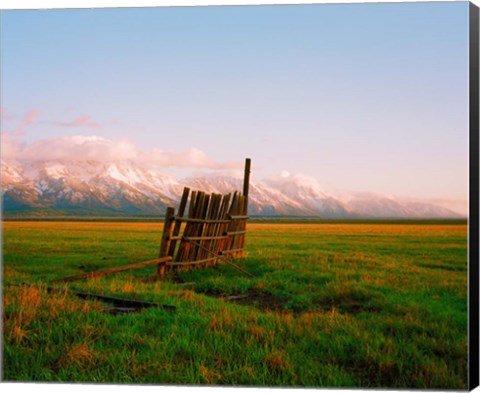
[53,256,172,283]
[45,286,176,311]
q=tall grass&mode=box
[2,221,468,388]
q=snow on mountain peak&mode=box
[44,163,69,179]
[1,160,24,186]
[265,173,328,200]
[106,163,142,185]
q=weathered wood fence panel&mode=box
[157,158,251,277]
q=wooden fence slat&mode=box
[212,193,225,266]
[225,192,237,253]
[200,193,214,261]
[170,234,229,241]
[229,215,249,220]
[166,256,218,267]
[190,192,207,262]
[212,193,224,265]
[201,193,217,263]
[168,187,190,257]
[237,195,247,256]
[225,230,247,236]
[174,217,232,224]
[157,207,175,276]
[227,193,243,254]
[159,207,175,257]
[54,256,172,283]
[176,190,197,262]
[210,193,230,266]
[183,234,229,241]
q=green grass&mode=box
[2,221,468,388]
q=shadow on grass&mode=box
[418,263,466,272]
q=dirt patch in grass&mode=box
[314,289,383,315]
[198,287,289,312]
[194,285,383,315]
[227,288,289,311]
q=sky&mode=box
[0,1,470,201]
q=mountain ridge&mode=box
[1,159,465,219]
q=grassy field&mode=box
[2,221,468,388]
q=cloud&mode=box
[1,108,101,134]
[1,133,242,171]
[1,132,24,160]
[15,135,139,162]
[146,147,240,170]
[51,115,100,128]
[5,110,42,136]
[1,134,138,162]
[24,110,40,124]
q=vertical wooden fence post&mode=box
[157,207,175,278]
[243,158,251,199]
[239,158,251,256]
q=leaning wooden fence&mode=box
[54,158,251,283]
[157,158,251,277]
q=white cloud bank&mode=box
[0,133,242,170]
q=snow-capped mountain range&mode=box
[1,159,464,218]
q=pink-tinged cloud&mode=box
[0,108,40,124]
[12,110,41,136]
[17,135,138,162]
[24,110,40,125]
[146,147,242,170]
[52,115,100,128]
[1,132,24,160]
[1,133,242,170]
